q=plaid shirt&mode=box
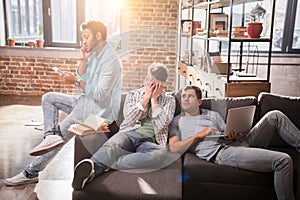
[119,88,176,147]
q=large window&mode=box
[291,0,300,50]
[4,0,43,43]
[42,0,84,47]
[3,0,122,48]
[272,0,300,53]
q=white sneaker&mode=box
[29,135,64,156]
[4,172,38,186]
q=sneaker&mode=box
[29,135,64,156]
[72,159,95,191]
[4,172,38,186]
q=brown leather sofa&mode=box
[73,92,300,200]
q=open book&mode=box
[68,114,109,136]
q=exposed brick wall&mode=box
[122,0,178,92]
[0,56,79,95]
[0,0,178,96]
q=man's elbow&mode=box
[169,144,179,153]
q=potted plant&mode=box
[36,25,44,48]
[7,37,16,46]
[28,40,36,48]
[246,4,266,38]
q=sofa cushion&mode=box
[73,156,182,200]
[183,153,276,200]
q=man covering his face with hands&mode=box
[72,62,176,190]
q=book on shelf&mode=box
[68,114,109,136]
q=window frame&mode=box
[275,0,300,53]
[42,0,84,48]
[3,0,43,45]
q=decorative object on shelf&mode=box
[210,13,228,31]
[193,21,202,35]
[181,20,193,36]
[247,23,263,38]
[232,26,247,38]
[246,4,266,38]
[7,37,15,46]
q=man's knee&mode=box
[42,92,56,104]
[152,147,167,162]
[276,153,293,171]
[265,110,285,119]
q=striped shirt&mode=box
[119,88,176,147]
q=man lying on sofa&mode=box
[168,85,300,200]
[72,62,176,190]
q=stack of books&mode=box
[214,30,229,37]
[232,26,247,38]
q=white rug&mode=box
[34,137,74,200]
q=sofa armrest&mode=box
[258,92,300,148]
[258,92,300,129]
[74,122,119,166]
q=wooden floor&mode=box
[0,179,38,200]
[0,95,75,200]
[0,96,41,200]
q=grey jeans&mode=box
[91,130,167,176]
[215,110,299,200]
[25,92,82,177]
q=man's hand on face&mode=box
[144,80,155,100]
[151,82,165,100]
[224,129,243,140]
[80,44,91,61]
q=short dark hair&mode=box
[80,20,107,41]
[184,86,202,99]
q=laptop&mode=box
[207,105,256,138]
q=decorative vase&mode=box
[247,22,263,38]
[36,39,44,48]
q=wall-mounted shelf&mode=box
[177,0,276,98]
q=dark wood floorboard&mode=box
[0,179,38,200]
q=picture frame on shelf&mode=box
[181,20,193,36]
[210,13,228,31]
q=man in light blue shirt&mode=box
[5,20,122,186]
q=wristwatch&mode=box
[74,79,80,87]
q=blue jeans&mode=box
[91,130,167,176]
[215,110,299,200]
[25,92,82,177]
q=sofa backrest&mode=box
[116,92,182,127]
[175,90,258,122]
[201,97,258,122]
[116,93,127,127]
[258,92,300,130]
